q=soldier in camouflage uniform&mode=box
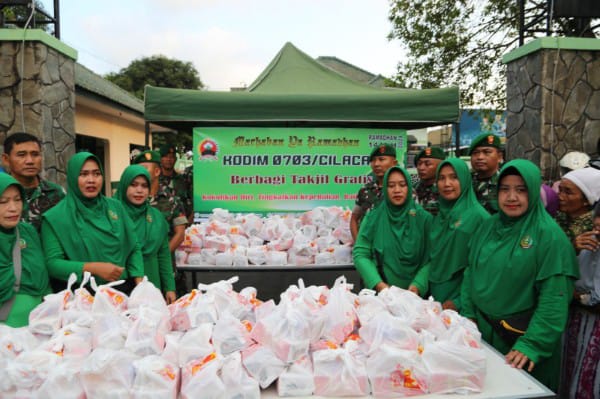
[350,144,398,240]
[134,150,188,296]
[2,132,65,231]
[158,144,193,221]
[413,146,446,216]
[469,133,503,214]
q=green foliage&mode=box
[1,1,52,33]
[106,55,204,151]
[387,0,598,108]
[105,55,203,100]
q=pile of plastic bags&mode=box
[0,274,486,398]
[176,207,354,266]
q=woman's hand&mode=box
[84,262,124,282]
[442,300,457,311]
[165,291,176,305]
[505,349,535,372]
[408,285,420,295]
[374,282,390,293]
[574,231,600,252]
[133,277,143,285]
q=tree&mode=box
[106,55,204,151]
[387,0,599,108]
[1,1,53,33]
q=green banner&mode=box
[193,127,407,214]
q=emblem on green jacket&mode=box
[19,238,27,249]
[108,210,119,220]
[147,213,153,223]
[409,209,416,216]
[520,235,533,249]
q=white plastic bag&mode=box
[241,344,286,389]
[212,313,252,355]
[221,352,261,399]
[131,355,179,399]
[277,355,315,397]
[313,347,369,397]
[177,323,215,367]
[80,348,139,399]
[180,352,225,399]
[125,306,170,356]
[128,276,168,313]
[35,358,86,399]
[367,345,427,397]
[28,273,77,335]
[90,278,129,315]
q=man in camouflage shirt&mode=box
[469,133,503,214]
[2,132,65,231]
[413,146,446,216]
[350,144,398,240]
[158,144,192,220]
[134,150,188,295]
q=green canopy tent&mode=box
[143,42,459,136]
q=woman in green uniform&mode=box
[410,158,489,310]
[0,174,49,327]
[116,165,176,303]
[353,166,432,292]
[41,152,144,291]
[461,159,578,391]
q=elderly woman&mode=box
[556,167,600,249]
[0,174,49,327]
[353,166,432,292]
[116,165,176,303]
[41,152,144,291]
[461,159,578,392]
[410,158,489,310]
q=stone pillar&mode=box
[0,29,77,187]
[504,37,600,180]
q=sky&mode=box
[37,0,405,91]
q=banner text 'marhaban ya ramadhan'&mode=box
[193,127,407,214]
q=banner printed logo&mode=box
[198,139,219,161]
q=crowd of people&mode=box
[1,130,599,397]
[351,134,600,396]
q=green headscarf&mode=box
[115,165,168,257]
[42,152,138,274]
[428,158,490,282]
[356,166,431,287]
[467,159,578,317]
[0,174,48,304]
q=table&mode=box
[177,264,362,301]
[261,342,554,399]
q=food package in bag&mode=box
[28,273,77,335]
[221,352,261,399]
[0,324,40,359]
[359,311,420,354]
[332,225,354,245]
[212,313,253,355]
[90,277,129,315]
[333,244,353,264]
[367,345,427,397]
[287,252,314,266]
[91,311,131,350]
[197,277,247,319]
[124,306,170,356]
[290,232,318,257]
[180,352,225,399]
[168,289,218,331]
[316,234,338,251]
[215,251,234,267]
[62,272,95,327]
[312,346,369,397]
[131,355,179,399]
[265,250,288,266]
[379,286,429,330]
[160,331,184,366]
[206,219,231,235]
[300,208,325,228]
[190,234,203,253]
[355,289,387,325]
[186,252,203,265]
[315,250,336,265]
[283,215,302,231]
[177,323,215,367]
[258,216,290,242]
[277,355,315,397]
[247,246,267,265]
[204,234,231,252]
[36,358,86,399]
[320,276,358,344]
[232,253,249,266]
[210,208,233,223]
[80,348,139,399]
[420,340,486,394]
[266,229,294,251]
[239,214,263,237]
[247,236,265,247]
[323,206,344,228]
[229,234,249,247]
[299,224,318,240]
[128,276,169,313]
[39,323,93,359]
[3,349,62,394]
[241,344,286,389]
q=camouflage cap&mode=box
[159,144,176,157]
[414,146,446,166]
[369,144,397,161]
[133,150,161,165]
[468,133,501,155]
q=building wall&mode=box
[505,39,600,180]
